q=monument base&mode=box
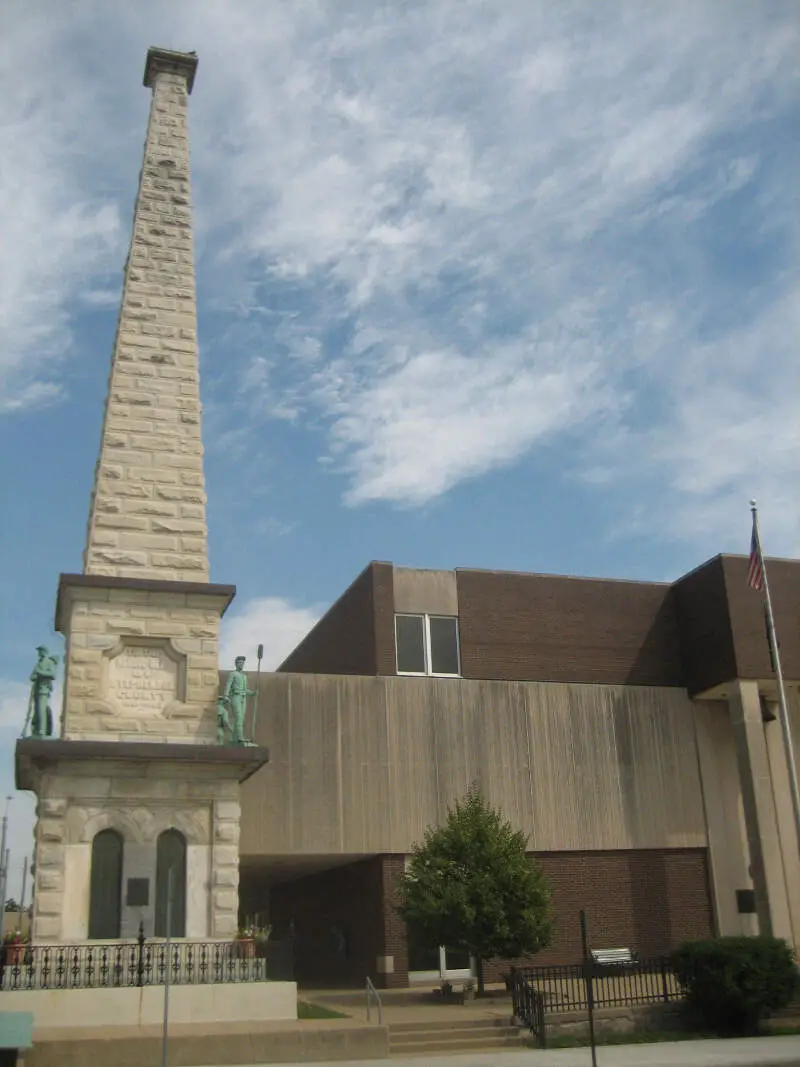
[16,740,268,943]
[0,981,298,1029]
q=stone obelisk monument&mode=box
[16,48,267,944]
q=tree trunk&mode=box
[476,957,485,996]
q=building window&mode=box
[88,829,123,940]
[395,614,460,676]
[155,829,187,938]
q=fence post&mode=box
[536,989,547,1049]
[579,910,598,1067]
[660,957,669,1002]
[137,920,146,988]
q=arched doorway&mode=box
[88,829,123,940]
[155,829,187,938]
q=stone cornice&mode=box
[143,46,198,94]
[15,739,268,791]
[55,572,236,631]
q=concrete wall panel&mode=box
[241,674,707,859]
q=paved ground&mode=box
[205,1035,800,1067]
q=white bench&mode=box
[590,948,636,972]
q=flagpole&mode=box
[750,500,800,859]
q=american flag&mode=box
[748,522,764,591]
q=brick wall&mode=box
[722,555,800,682]
[673,556,736,697]
[674,554,800,696]
[259,848,713,987]
[381,855,409,988]
[382,848,713,983]
[456,570,684,686]
[278,563,395,676]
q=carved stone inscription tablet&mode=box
[107,644,179,715]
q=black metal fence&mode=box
[0,937,294,991]
[510,971,546,1048]
[510,956,681,1049]
[512,957,680,1014]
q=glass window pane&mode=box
[429,616,460,675]
[407,927,442,972]
[396,615,426,673]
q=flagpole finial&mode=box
[750,498,758,510]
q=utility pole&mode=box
[0,797,12,921]
[20,857,28,914]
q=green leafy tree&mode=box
[396,785,553,994]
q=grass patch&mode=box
[297,1000,349,1020]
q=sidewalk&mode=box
[255,1034,800,1066]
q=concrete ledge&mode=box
[15,738,269,789]
[1,982,297,1029]
[25,1019,389,1066]
[546,1002,688,1041]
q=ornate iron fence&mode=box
[0,936,294,991]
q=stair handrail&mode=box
[365,975,383,1024]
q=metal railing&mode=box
[0,937,294,991]
[513,956,680,1014]
[510,970,546,1048]
[365,975,383,1024]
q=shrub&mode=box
[671,936,799,1036]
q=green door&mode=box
[88,830,123,940]
[155,830,187,938]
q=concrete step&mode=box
[392,1023,520,1042]
[390,1016,514,1033]
[390,1033,526,1054]
[389,1018,526,1055]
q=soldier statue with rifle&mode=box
[23,646,59,739]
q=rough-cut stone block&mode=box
[213,845,239,868]
[37,843,65,868]
[37,869,64,892]
[34,916,61,940]
[150,553,207,570]
[95,514,149,532]
[90,549,149,567]
[35,891,64,917]
[213,889,238,911]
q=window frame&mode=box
[395,613,461,678]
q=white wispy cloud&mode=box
[1,2,797,549]
[219,596,322,672]
[0,6,126,411]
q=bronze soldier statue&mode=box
[26,646,59,739]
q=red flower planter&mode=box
[235,938,255,959]
[4,944,25,966]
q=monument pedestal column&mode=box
[16,742,266,942]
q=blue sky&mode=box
[0,1,797,897]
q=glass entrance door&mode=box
[407,930,474,983]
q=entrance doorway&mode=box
[407,933,473,983]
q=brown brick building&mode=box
[238,557,800,987]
